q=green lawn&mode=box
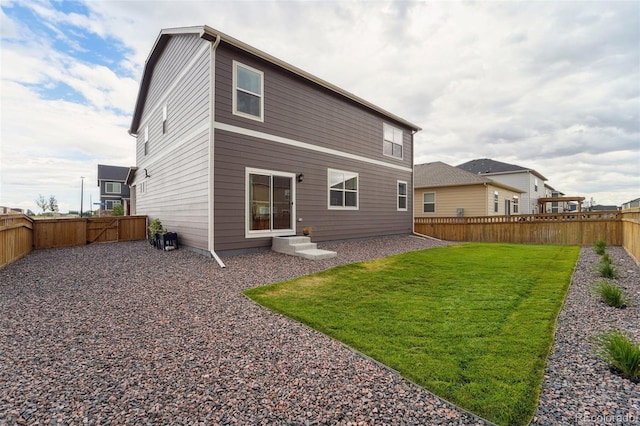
[244,243,580,425]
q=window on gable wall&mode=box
[383,123,403,159]
[162,104,167,134]
[494,191,499,213]
[397,181,407,211]
[233,61,264,121]
[144,126,149,155]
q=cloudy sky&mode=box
[1,0,638,213]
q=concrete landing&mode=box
[272,236,337,260]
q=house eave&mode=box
[128,25,421,136]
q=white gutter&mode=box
[208,34,226,268]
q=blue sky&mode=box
[1,0,639,213]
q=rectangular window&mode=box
[328,169,359,210]
[534,178,539,192]
[246,168,295,237]
[162,104,167,134]
[383,123,403,159]
[233,61,264,121]
[106,182,121,194]
[397,181,407,211]
[105,200,122,210]
[513,196,519,213]
[423,192,435,213]
[144,126,149,155]
[494,191,499,213]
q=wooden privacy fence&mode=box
[415,209,639,263]
[1,215,148,268]
[0,214,34,268]
[415,211,622,245]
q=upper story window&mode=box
[144,126,149,155]
[383,123,403,159]
[397,181,407,211]
[233,61,264,121]
[423,192,435,213]
[162,104,168,134]
[328,169,358,209]
[106,182,121,194]
[534,178,539,192]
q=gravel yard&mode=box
[1,236,638,425]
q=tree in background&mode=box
[35,194,48,214]
[48,195,59,213]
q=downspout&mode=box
[208,34,226,268]
[411,130,416,235]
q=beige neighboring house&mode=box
[414,162,525,217]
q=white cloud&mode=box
[1,0,638,213]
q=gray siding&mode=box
[132,34,212,250]
[214,130,412,252]
[212,43,414,251]
[214,45,413,169]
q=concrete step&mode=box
[296,249,338,260]
[272,236,337,260]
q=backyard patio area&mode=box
[1,236,638,425]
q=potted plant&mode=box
[303,226,312,236]
[148,218,164,246]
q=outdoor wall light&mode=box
[297,173,304,183]
[144,168,151,178]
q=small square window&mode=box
[328,169,359,210]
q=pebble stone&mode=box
[0,237,638,425]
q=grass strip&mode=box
[244,243,580,425]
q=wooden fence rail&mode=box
[1,215,148,268]
[415,211,623,246]
[415,209,639,264]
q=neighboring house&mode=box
[97,164,131,214]
[414,162,524,217]
[457,158,548,214]
[591,204,619,211]
[622,198,640,210]
[127,25,420,257]
[543,184,566,213]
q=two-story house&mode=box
[414,162,524,217]
[97,164,131,214]
[127,26,420,258]
[457,158,547,214]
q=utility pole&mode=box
[80,176,85,217]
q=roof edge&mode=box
[129,25,421,135]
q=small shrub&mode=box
[598,261,616,279]
[594,240,607,255]
[112,204,124,216]
[594,330,640,381]
[601,253,612,265]
[593,281,627,308]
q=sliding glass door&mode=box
[247,169,295,236]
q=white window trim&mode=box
[105,182,121,194]
[245,167,296,238]
[423,192,436,213]
[233,61,264,122]
[383,123,404,160]
[397,180,408,211]
[327,168,359,210]
[144,126,149,155]
[105,199,122,210]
